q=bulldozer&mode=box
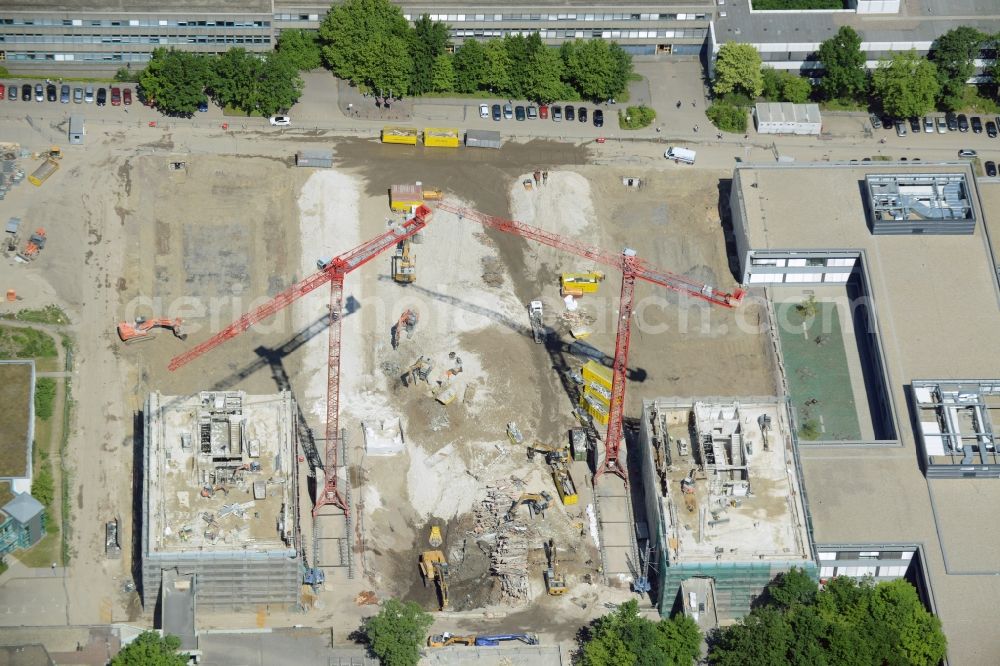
[391,238,416,284]
[506,491,553,521]
[16,228,46,262]
[117,317,187,343]
[544,538,568,595]
[391,309,419,349]
[419,550,450,610]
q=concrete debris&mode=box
[472,479,532,605]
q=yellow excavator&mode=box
[544,538,568,595]
[506,491,553,521]
[392,238,416,284]
[427,633,476,647]
[419,550,450,610]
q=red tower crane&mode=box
[432,201,745,483]
[168,205,434,516]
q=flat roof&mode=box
[0,361,34,480]
[732,163,1000,663]
[144,391,297,555]
[0,1,271,12]
[714,0,1000,48]
[647,399,812,565]
[281,0,712,11]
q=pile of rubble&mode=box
[471,477,532,605]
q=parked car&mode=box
[514,105,525,121]
[110,87,121,106]
[197,99,209,112]
[593,109,604,127]
[539,104,549,120]
[7,85,15,101]
[479,103,489,119]
[908,117,920,133]
[958,148,977,157]
[986,160,998,177]
[869,114,881,129]
[552,105,562,121]
[958,114,969,132]
[35,84,44,101]
[578,107,587,123]
[0,83,4,100]
[503,103,513,120]
[988,121,998,138]
[491,104,501,121]
[923,116,934,133]
[565,105,575,121]
[60,84,70,103]
[73,87,83,103]
[882,116,894,131]
[96,87,107,106]
[22,84,32,101]
[527,105,538,119]
[971,116,983,133]
[895,120,907,137]
[946,112,958,131]
[46,84,56,101]
[123,88,132,105]
[84,86,94,103]
[268,115,290,126]
[936,117,947,134]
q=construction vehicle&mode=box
[506,491,553,521]
[551,461,578,505]
[526,440,569,464]
[475,634,539,646]
[391,239,416,283]
[33,146,61,160]
[303,567,325,591]
[560,271,605,297]
[28,159,59,186]
[544,539,567,595]
[105,517,122,558]
[528,300,545,343]
[507,422,525,446]
[402,356,433,386]
[16,228,46,261]
[428,526,443,547]
[391,309,419,349]
[428,633,477,647]
[419,550,450,610]
[199,484,228,498]
[117,317,187,343]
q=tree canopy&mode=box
[276,29,323,71]
[209,48,303,115]
[708,568,947,666]
[580,599,702,666]
[111,632,187,666]
[318,0,413,95]
[362,598,433,666]
[561,39,633,102]
[817,26,867,101]
[930,27,986,110]
[871,50,940,119]
[762,68,812,103]
[138,49,212,116]
[713,43,764,99]
[409,15,450,95]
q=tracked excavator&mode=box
[117,317,187,343]
[391,238,416,284]
[391,309,419,349]
[419,550,450,610]
[506,491,553,521]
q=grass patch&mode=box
[34,378,56,420]
[0,326,57,359]
[0,481,13,508]
[0,364,32,478]
[707,102,748,133]
[0,558,7,576]
[15,529,60,568]
[59,351,73,565]
[821,98,868,112]
[752,0,845,8]
[956,87,1000,115]
[2,306,70,326]
[618,105,655,130]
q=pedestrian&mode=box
[691,100,696,107]
[656,126,661,133]
[717,132,722,140]
[676,100,682,109]
[744,134,748,140]
[51,562,57,575]
[694,124,699,132]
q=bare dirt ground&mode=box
[0,122,774,648]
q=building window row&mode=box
[5,51,156,62]
[0,18,269,28]
[1,34,271,45]
[452,28,707,40]
[405,13,708,23]
[274,14,321,21]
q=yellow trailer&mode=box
[560,272,605,296]
[423,127,460,148]
[551,463,578,505]
[390,183,424,212]
[382,126,418,145]
[28,158,59,186]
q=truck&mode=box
[664,146,696,165]
[28,158,59,186]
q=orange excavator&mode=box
[391,309,419,349]
[117,317,187,343]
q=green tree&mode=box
[817,26,867,101]
[762,69,812,103]
[362,599,433,666]
[484,38,513,96]
[503,34,534,98]
[34,377,56,420]
[276,29,322,71]
[871,50,940,119]
[318,0,413,96]
[527,43,566,102]
[713,43,764,99]
[581,599,701,666]
[930,27,986,110]
[111,631,187,666]
[138,48,212,116]
[562,39,633,102]
[31,464,54,508]
[209,49,303,115]
[430,53,455,92]
[409,15,450,95]
[453,39,488,93]
[706,102,748,133]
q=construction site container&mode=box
[295,149,333,168]
[382,126,418,145]
[390,183,424,212]
[570,428,587,461]
[580,360,612,425]
[69,115,84,144]
[465,129,501,149]
[28,159,58,186]
[423,128,460,148]
[581,360,612,391]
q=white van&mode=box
[665,147,696,164]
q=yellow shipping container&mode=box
[423,127,460,148]
[580,393,610,425]
[382,126,418,145]
[561,272,605,295]
[581,360,613,391]
[390,183,423,212]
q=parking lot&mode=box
[876,111,1000,174]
